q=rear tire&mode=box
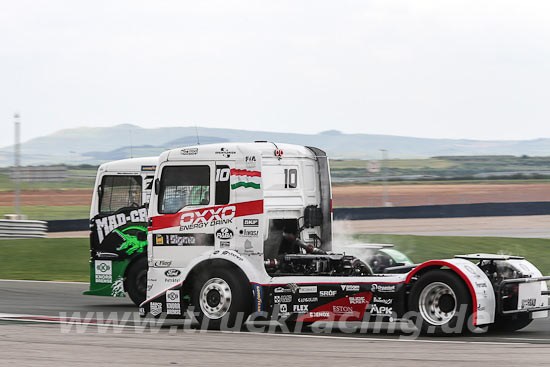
[489,314,533,332]
[126,257,148,306]
[191,267,252,330]
[409,270,472,335]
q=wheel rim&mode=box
[199,278,232,319]
[418,282,457,326]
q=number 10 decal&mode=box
[216,168,230,182]
[284,168,297,188]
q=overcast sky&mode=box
[1,0,550,147]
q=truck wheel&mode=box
[126,257,148,306]
[489,314,533,332]
[192,267,252,330]
[409,270,472,335]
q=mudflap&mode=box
[83,259,130,297]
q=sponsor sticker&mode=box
[298,286,317,294]
[279,304,288,313]
[254,284,263,312]
[298,297,318,303]
[371,284,396,293]
[150,302,162,316]
[309,311,330,318]
[95,260,112,284]
[166,302,181,315]
[373,297,393,305]
[333,305,353,314]
[181,148,198,155]
[239,229,259,237]
[95,208,148,243]
[274,287,291,294]
[155,235,164,245]
[166,290,180,303]
[341,284,360,292]
[370,304,393,315]
[320,290,337,297]
[274,295,292,303]
[349,296,367,305]
[154,260,172,267]
[220,241,230,248]
[243,219,259,227]
[216,227,234,240]
[165,269,181,277]
[293,304,309,313]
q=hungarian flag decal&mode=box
[230,169,261,190]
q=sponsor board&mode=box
[95,260,112,283]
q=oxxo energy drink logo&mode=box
[95,208,148,242]
[95,260,112,283]
[180,206,236,230]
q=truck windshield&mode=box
[99,175,142,215]
[158,165,210,214]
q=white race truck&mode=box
[84,153,412,306]
[139,142,549,333]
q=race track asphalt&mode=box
[0,279,549,366]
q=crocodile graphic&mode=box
[114,226,147,255]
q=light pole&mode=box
[380,149,391,207]
[14,113,21,216]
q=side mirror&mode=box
[154,178,160,195]
[97,184,103,198]
[304,205,323,228]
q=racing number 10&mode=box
[284,168,297,189]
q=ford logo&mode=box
[165,269,181,277]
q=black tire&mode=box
[191,267,252,330]
[489,314,533,332]
[126,257,148,306]
[408,270,473,335]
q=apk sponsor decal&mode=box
[370,304,393,315]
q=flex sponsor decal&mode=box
[274,295,292,303]
[230,169,261,190]
[298,286,317,294]
[95,260,112,283]
[216,227,234,240]
[151,200,263,231]
[95,208,148,243]
[293,304,309,313]
[371,284,396,293]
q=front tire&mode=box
[191,267,252,330]
[409,270,472,335]
[126,257,148,306]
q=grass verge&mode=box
[0,206,90,220]
[0,238,89,282]
[355,234,550,275]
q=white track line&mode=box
[0,279,88,285]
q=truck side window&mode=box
[215,165,230,205]
[99,175,142,215]
[158,165,210,214]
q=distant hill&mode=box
[2,124,550,166]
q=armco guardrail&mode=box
[0,219,48,239]
[46,201,550,232]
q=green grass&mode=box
[0,238,89,282]
[355,234,550,275]
[0,206,90,220]
[0,235,548,283]
[0,171,95,191]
